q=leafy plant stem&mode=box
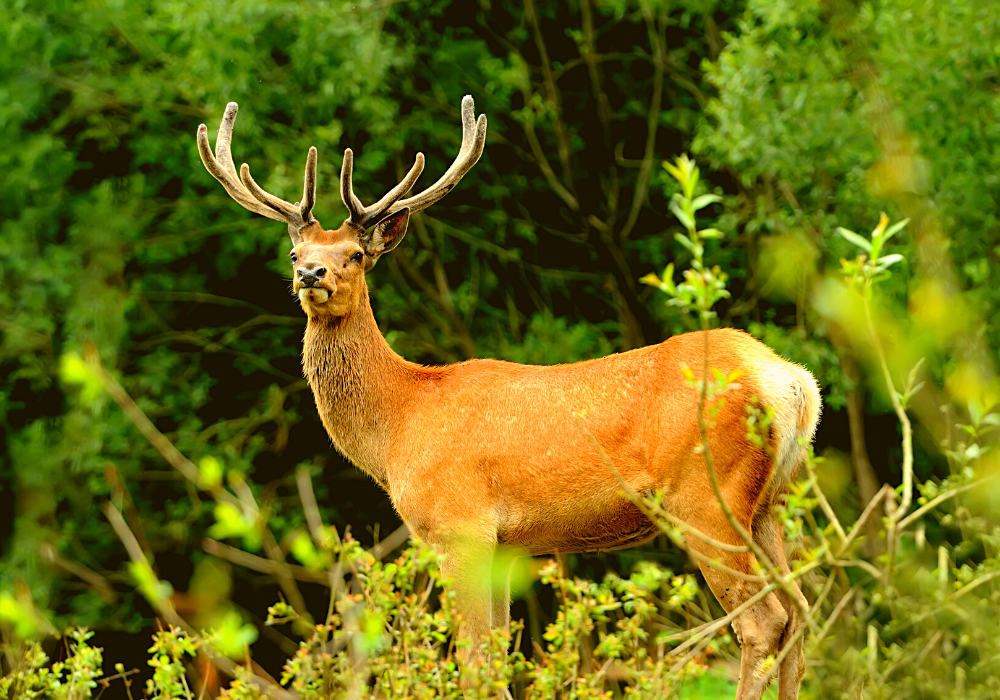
[864,295,913,577]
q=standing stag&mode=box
[196,96,820,700]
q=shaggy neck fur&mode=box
[301,282,420,487]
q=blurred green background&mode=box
[2,0,999,695]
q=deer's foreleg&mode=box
[490,552,513,634]
[438,530,497,663]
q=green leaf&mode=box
[209,609,259,659]
[882,218,910,243]
[59,352,104,405]
[670,199,696,232]
[661,263,676,294]
[290,531,327,569]
[969,400,983,427]
[876,253,904,269]
[199,456,223,490]
[0,593,38,639]
[357,611,388,654]
[904,381,925,401]
[128,561,173,606]
[836,227,873,252]
[207,502,260,551]
[691,194,722,211]
[662,159,684,184]
[686,165,700,199]
[674,233,701,258]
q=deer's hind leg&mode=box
[672,463,790,698]
[752,509,807,699]
[688,536,789,700]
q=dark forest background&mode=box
[2,0,999,696]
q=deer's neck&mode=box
[301,289,418,487]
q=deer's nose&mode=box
[297,264,326,286]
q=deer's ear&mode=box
[364,208,410,260]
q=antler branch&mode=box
[340,95,487,230]
[197,102,318,241]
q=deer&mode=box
[196,96,821,700]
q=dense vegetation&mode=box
[2,0,999,697]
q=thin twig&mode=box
[579,0,614,143]
[524,0,577,193]
[804,459,847,542]
[84,344,239,507]
[203,539,332,585]
[897,477,994,531]
[103,503,297,699]
[618,3,665,241]
[813,587,857,647]
[666,584,778,658]
[864,299,913,573]
[836,484,891,559]
[103,503,151,566]
[950,570,1000,601]
[832,559,883,580]
[370,524,411,561]
[656,509,751,553]
[39,543,118,603]
[517,119,580,212]
[296,467,327,548]
[666,619,720,677]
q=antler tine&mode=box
[340,149,425,229]
[197,102,317,236]
[388,95,487,216]
[363,154,425,222]
[337,95,487,229]
[340,149,367,224]
[239,163,302,220]
[214,102,240,178]
[458,93,477,156]
[198,121,285,223]
[300,146,318,222]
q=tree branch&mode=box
[618,4,665,241]
[524,0,577,192]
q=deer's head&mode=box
[196,98,487,320]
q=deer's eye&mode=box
[290,252,298,264]
[351,251,364,264]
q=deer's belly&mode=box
[498,499,659,555]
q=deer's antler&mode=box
[197,102,318,243]
[340,95,488,230]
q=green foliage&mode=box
[642,155,730,324]
[642,167,1000,698]
[146,627,197,700]
[0,630,102,700]
[2,542,721,698]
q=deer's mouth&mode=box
[298,287,331,304]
